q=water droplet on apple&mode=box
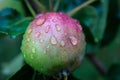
[45,25,50,33]
[32,48,36,53]
[40,39,44,43]
[51,36,57,45]
[47,45,49,48]
[60,40,65,47]
[57,16,62,20]
[32,41,35,44]
[69,36,78,45]
[55,24,61,32]
[35,32,40,37]
[27,38,30,42]
[52,19,57,22]
[36,18,45,26]
[28,29,32,34]
[35,14,44,18]
[77,24,82,31]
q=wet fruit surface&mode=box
[21,12,86,76]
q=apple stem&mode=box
[49,0,54,12]
[33,0,47,13]
[24,0,36,17]
[26,0,47,16]
[54,0,61,12]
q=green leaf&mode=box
[0,0,26,15]
[107,64,120,80]
[6,17,33,38]
[100,0,119,47]
[81,22,96,44]
[91,0,109,42]
[0,8,33,38]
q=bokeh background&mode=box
[0,0,120,80]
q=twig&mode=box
[49,0,54,11]
[54,0,61,12]
[86,53,107,76]
[27,0,47,14]
[34,0,47,13]
[25,0,36,17]
[67,0,96,16]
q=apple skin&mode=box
[21,12,86,76]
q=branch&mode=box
[86,53,107,76]
[27,0,47,14]
[67,0,96,16]
[49,0,54,11]
[25,0,36,17]
[54,0,61,12]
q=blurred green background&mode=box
[0,0,120,80]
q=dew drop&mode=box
[32,48,36,53]
[57,16,62,20]
[35,14,44,18]
[69,36,78,45]
[77,24,82,31]
[47,45,49,48]
[40,39,44,43]
[36,18,45,26]
[45,25,50,33]
[51,36,57,45]
[55,24,61,32]
[32,41,35,44]
[28,29,32,34]
[59,12,63,15]
[60,40,65,47]
[64,33,67,36]
[74,19,78,23]
[27,38,30,42]
[52,19,57,23]
[35,32,40,37]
